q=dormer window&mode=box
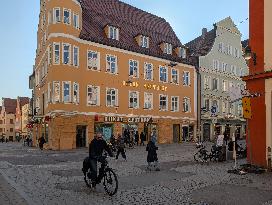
[108,26,119,40]
[163,43,172,55]
[176,47,186,58]
[140,35,149,48]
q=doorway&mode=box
[182,126,189,141]
[76,125,87,148]
[203,123,211,141]
[173,124,180,143]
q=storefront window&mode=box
[95,123,113,142]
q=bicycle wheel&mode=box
[103,168,118,196]
[194,152,205,162]
[84,169,93,188]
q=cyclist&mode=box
[89,132,113,187]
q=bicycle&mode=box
[82,154,118,196]
[194,143,223,162]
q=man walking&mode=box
[116,134,126,160]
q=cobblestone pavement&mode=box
[0,142,272,205]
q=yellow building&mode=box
[31,0,197,150]
[21,103,30,137]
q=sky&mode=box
[0,0,249,104]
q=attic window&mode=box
[108,26,119,40]
[179,47,187,58]
[140,35,149,48]
[163,43,172,55]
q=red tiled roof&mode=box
[3,98,17,114]
[79,0,191,64]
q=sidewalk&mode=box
[0,173,28,205]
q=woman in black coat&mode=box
[146,140,160,171]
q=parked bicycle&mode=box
[194,143,224,162]
[82,153,118,196]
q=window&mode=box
[63,44,71,65]
[106,55,117,74]
[171,96,179,112]
[10,128,13,132]
[87,85,100,106]
[222,101,228,113]
[87,51,99,70]
[227,45,233,55]
[229,103,235,114]
[179,48,186,58]
[144,63,153,80]
[171,69,179,84]
[236,68,241,76]
[48,82,52,103]
[212,78,219,90]
[63,9,71,24]
[159,94,168,111]
[73,82,79,104]
[63,82,71,103]
[53,8,61,23]
[129,60,139,78]
[144,92,153,109]
[10,119,14,124]
[73,46,79,67]
[106,88,118,107]
[140,36,149,48]
[204,99,210,111]
[213,60,219,70]
[222,62,228,73]
[48,45,52,65]
[222,80,228,92]
[53,81,60,103]
[159,66,168,82]
[129,91,139,108]
[108,26,119,40]
[73,13,79,29]
[53,43,60,64]
[238,103,243,116]
[204,76,211,90]
[164,43,172,55]
[183,97,191,112]
[231,65,236,75]
[183,71,190,86]
[234,48,239,58]
[219,42,224,52]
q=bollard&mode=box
[268,147,271,172]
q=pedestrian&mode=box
[116,134,126,160]
[140,131,145,146]
[38,135,46,150]
[223,131,228,146]
[146,137,160,171]
[135,131,139,146]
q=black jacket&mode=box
[89,138,112,159]
[146,141,158,162]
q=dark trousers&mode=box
[116,148,126,159]
[140,140,144,146]
[89,159,105,183]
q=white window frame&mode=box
[212,78,219,91]
[218,42,224,52]
[222,62,228,73]
[171,96,179,112]
[222,80,228,92]
[129,91,139,109]
[53,7,61,23]
[222,101,228,114]
[183,71,190,86]
[48,82,52,103]
[108,26,119,40]
[171,68,179,84]
[73,82,79,104]
[53,81,60,103]
[231,65,236,75]
[62,43,71,65]
[129,59,139,78]
[73,46,79,67]
[144,62,153,81]
[144,92,153,110]
[53,42,60,65]
[204,75,211,90]
[63,8,71,25]
[73,13,80,29]
[204,98,210,111]
[140,35,149,48]
[87,50,100,71]
[106,55,118,74]
[183,97,191,113]
[87,85,100,106]
[62,81,71,103]
[106,88,118,107]
[159,94,168,111]
[164,43,172,55]
[159,66,168,83]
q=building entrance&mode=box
[76,125,87,148]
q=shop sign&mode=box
[104,116,124,122]
[144,84,167,91]
[127,117,151,123]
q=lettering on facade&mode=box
[144,83,167,91]
[122,81,139,88]
[104,116,151,123]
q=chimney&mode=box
[202,28,207,37]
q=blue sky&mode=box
[0,0,249,104]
